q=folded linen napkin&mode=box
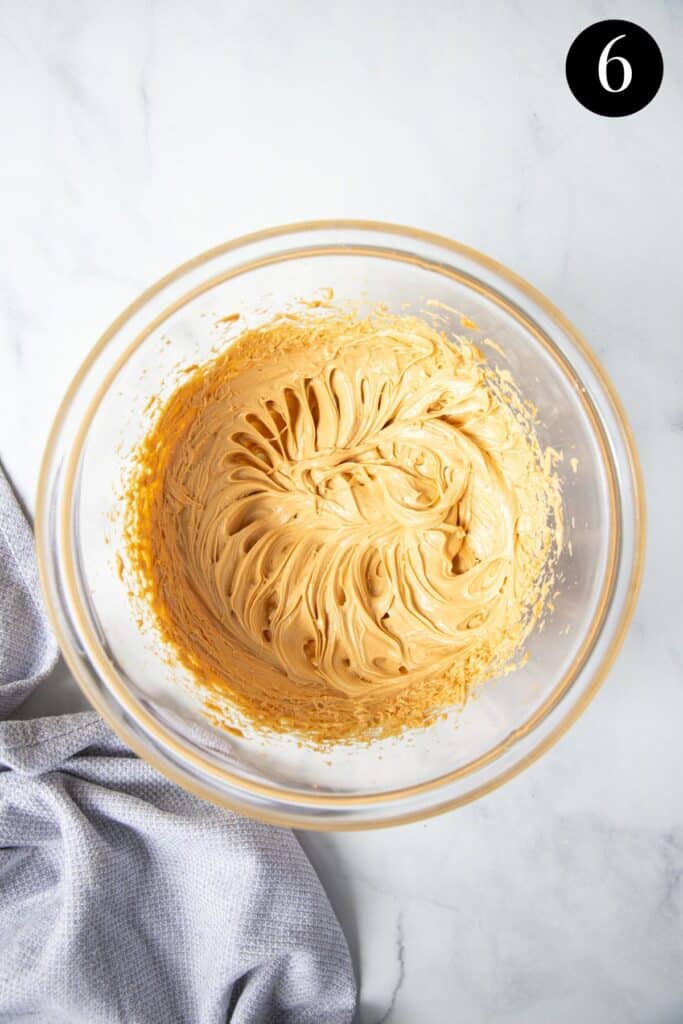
[0,466,356,1023]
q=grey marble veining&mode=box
[1,1,681,1020]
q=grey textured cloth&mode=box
[0,467,356,1023]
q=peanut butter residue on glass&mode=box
[124,309,563,745]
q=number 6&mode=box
[598,34,632,92]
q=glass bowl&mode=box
[36,222,645,830]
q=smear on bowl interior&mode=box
[123,306,563,746]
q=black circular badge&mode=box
[566,20,663,117]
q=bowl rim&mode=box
[36,219,646,829]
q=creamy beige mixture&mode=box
[125,310,562,744]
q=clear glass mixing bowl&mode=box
[36,222,645,829]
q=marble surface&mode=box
[1,1,681,1020]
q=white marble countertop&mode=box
[1,2,681,1020]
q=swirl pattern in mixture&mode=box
[125,311,561,743]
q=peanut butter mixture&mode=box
[124,310,562,744]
